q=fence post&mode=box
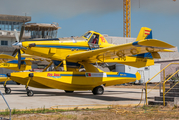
[0,91,11,120]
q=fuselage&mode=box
[20,31,113,65]
[10,71,138,90]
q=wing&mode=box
[21,54,51,62]
[0,53,47,62]
[66,39,174,63]
[0,54,33,71]
[0,54,17,60]
[0,54,17,63]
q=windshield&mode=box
[83,32,92,39]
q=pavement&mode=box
[0,85,159,110]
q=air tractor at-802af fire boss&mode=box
[3,26,174,96]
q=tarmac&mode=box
[0,85,159,110]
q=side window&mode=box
[88,34,95,43]
[88,34,99,44]
[88,34,100,49]
[1,40,8,46]
[83,32,92,39]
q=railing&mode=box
[163,70,179,106]
[0,91,11,120]
[145,63,179,105]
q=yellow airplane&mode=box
[0,51,34,94]
[0,52,53,94]
[0,53,32,72]
[0,29,53,94]
[6,27,174,96]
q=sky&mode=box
[0,0,179,48]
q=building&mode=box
[0,14,31,55]
[25,23,60,39]
[0,14,60,75]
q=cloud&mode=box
[0,0,178,19]
[0,0,122,19]
[132,0,179,15]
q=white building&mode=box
[0,14,31,55]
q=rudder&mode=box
[136,27,152,41]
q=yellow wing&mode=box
[66,39,174,63]
[21,54,51,62]
[0,54,32,71]
[0,54,17,60]
[0,54,17,63]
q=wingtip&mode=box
[162,49,176,52]
[135,72,141,81]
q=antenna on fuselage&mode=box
[71,36,76,43]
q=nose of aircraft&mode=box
[12,42,22,49]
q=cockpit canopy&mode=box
[83,31,100,45]
[83,31,102,49]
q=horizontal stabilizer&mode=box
[133,39,175,48]
[102,56,155,68]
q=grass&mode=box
[0,106,107,116]
[1,105,179,120]
[0,107,66,116]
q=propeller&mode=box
[18,49,21,69]
[19,23,25,41]
[12,49,18,56]
[12,23,25,69]
[14,29,19,42]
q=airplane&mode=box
[0,28,53,94]
[0,50,54,94]
[0,53,32,72]
[0,27,53,93]
[0,51,34,94]
[5,27,174,96]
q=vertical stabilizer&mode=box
[136,27,152,41]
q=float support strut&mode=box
[43,61,53,72]
[63,60,67,71]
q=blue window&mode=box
[1,40,8,45]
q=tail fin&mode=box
[136,27,152,41]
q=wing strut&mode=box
[42,61,53,72]
[53,61,63,70]
[63,60,67,71]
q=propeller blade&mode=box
[18,49,21,69]
[14,29,19,42]
[19,23,25,42]
[12,49,18,56]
